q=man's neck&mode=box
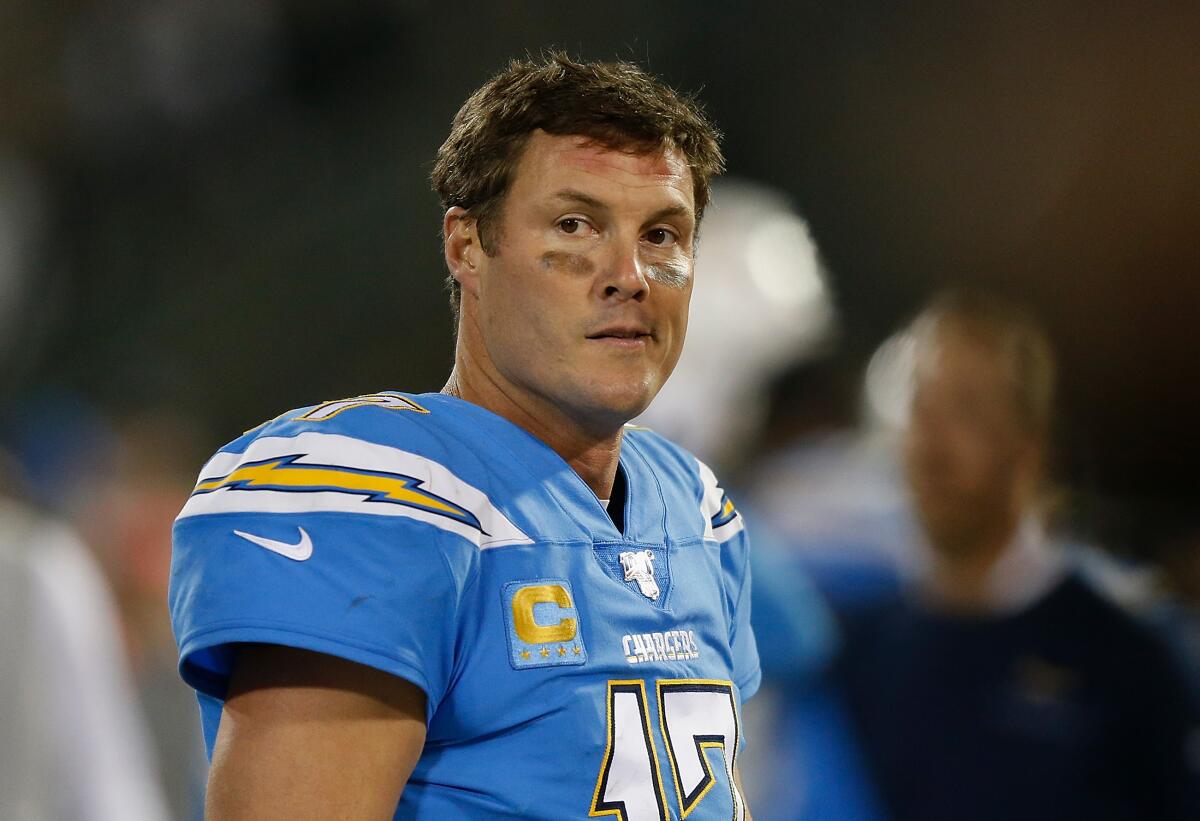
[442,365,624,500]
[924,517,1019,613]
[923,513,1061,615]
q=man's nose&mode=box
[600,240,648,301]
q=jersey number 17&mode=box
[590,678,745,821]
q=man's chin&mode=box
[569,384,658,431]
[919,504,1007,555]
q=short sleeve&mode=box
[723,526,761,702]
[697,458,761,702]
[167,426,530,722]
[170,510,474,720]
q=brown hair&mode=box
[912,289,1057,439]
[431,51,724,317]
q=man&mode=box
[170,54,758,820]
[839,290,1200,821]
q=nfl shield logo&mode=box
[619,550,660,600]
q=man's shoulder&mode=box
[206,391,516,476]
[1046,572,1184,662]
[1043,572,1150,631]
[232,391,446,447]
[178,391,533,550]
[624,425,745,543]
[622,424,701,480]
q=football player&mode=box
[171,53,759,820]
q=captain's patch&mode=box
[502,579,588,670]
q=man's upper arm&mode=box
[206,645,427,821]
[169,420,495,741]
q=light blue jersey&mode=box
[170,391,759,820]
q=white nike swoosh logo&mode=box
[233,527,313,561]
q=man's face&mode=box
[465,131,696,432]
[904,324,1036,551]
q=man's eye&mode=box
[645,228,677,246]
[559,218,584,234]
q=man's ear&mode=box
[443,207,482,297]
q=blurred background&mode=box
[2,1,1199,819]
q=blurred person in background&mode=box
[6,399,210,820]
[736,355,912,821]
[838,290,1200,821]
[70,411,210,820]
[0,454,170,821]
[743,351,921,616]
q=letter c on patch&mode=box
[511,584,577,644]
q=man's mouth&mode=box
[586,326,654,341]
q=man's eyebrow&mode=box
[645,203,695,225]
[552,190,695,224]
[551,189,609,211]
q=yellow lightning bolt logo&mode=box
[193,455,482,531]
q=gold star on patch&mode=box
[539,647,550,658]
[573,645,582,655]
[520,650,531,660]
[557,646,567,656]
